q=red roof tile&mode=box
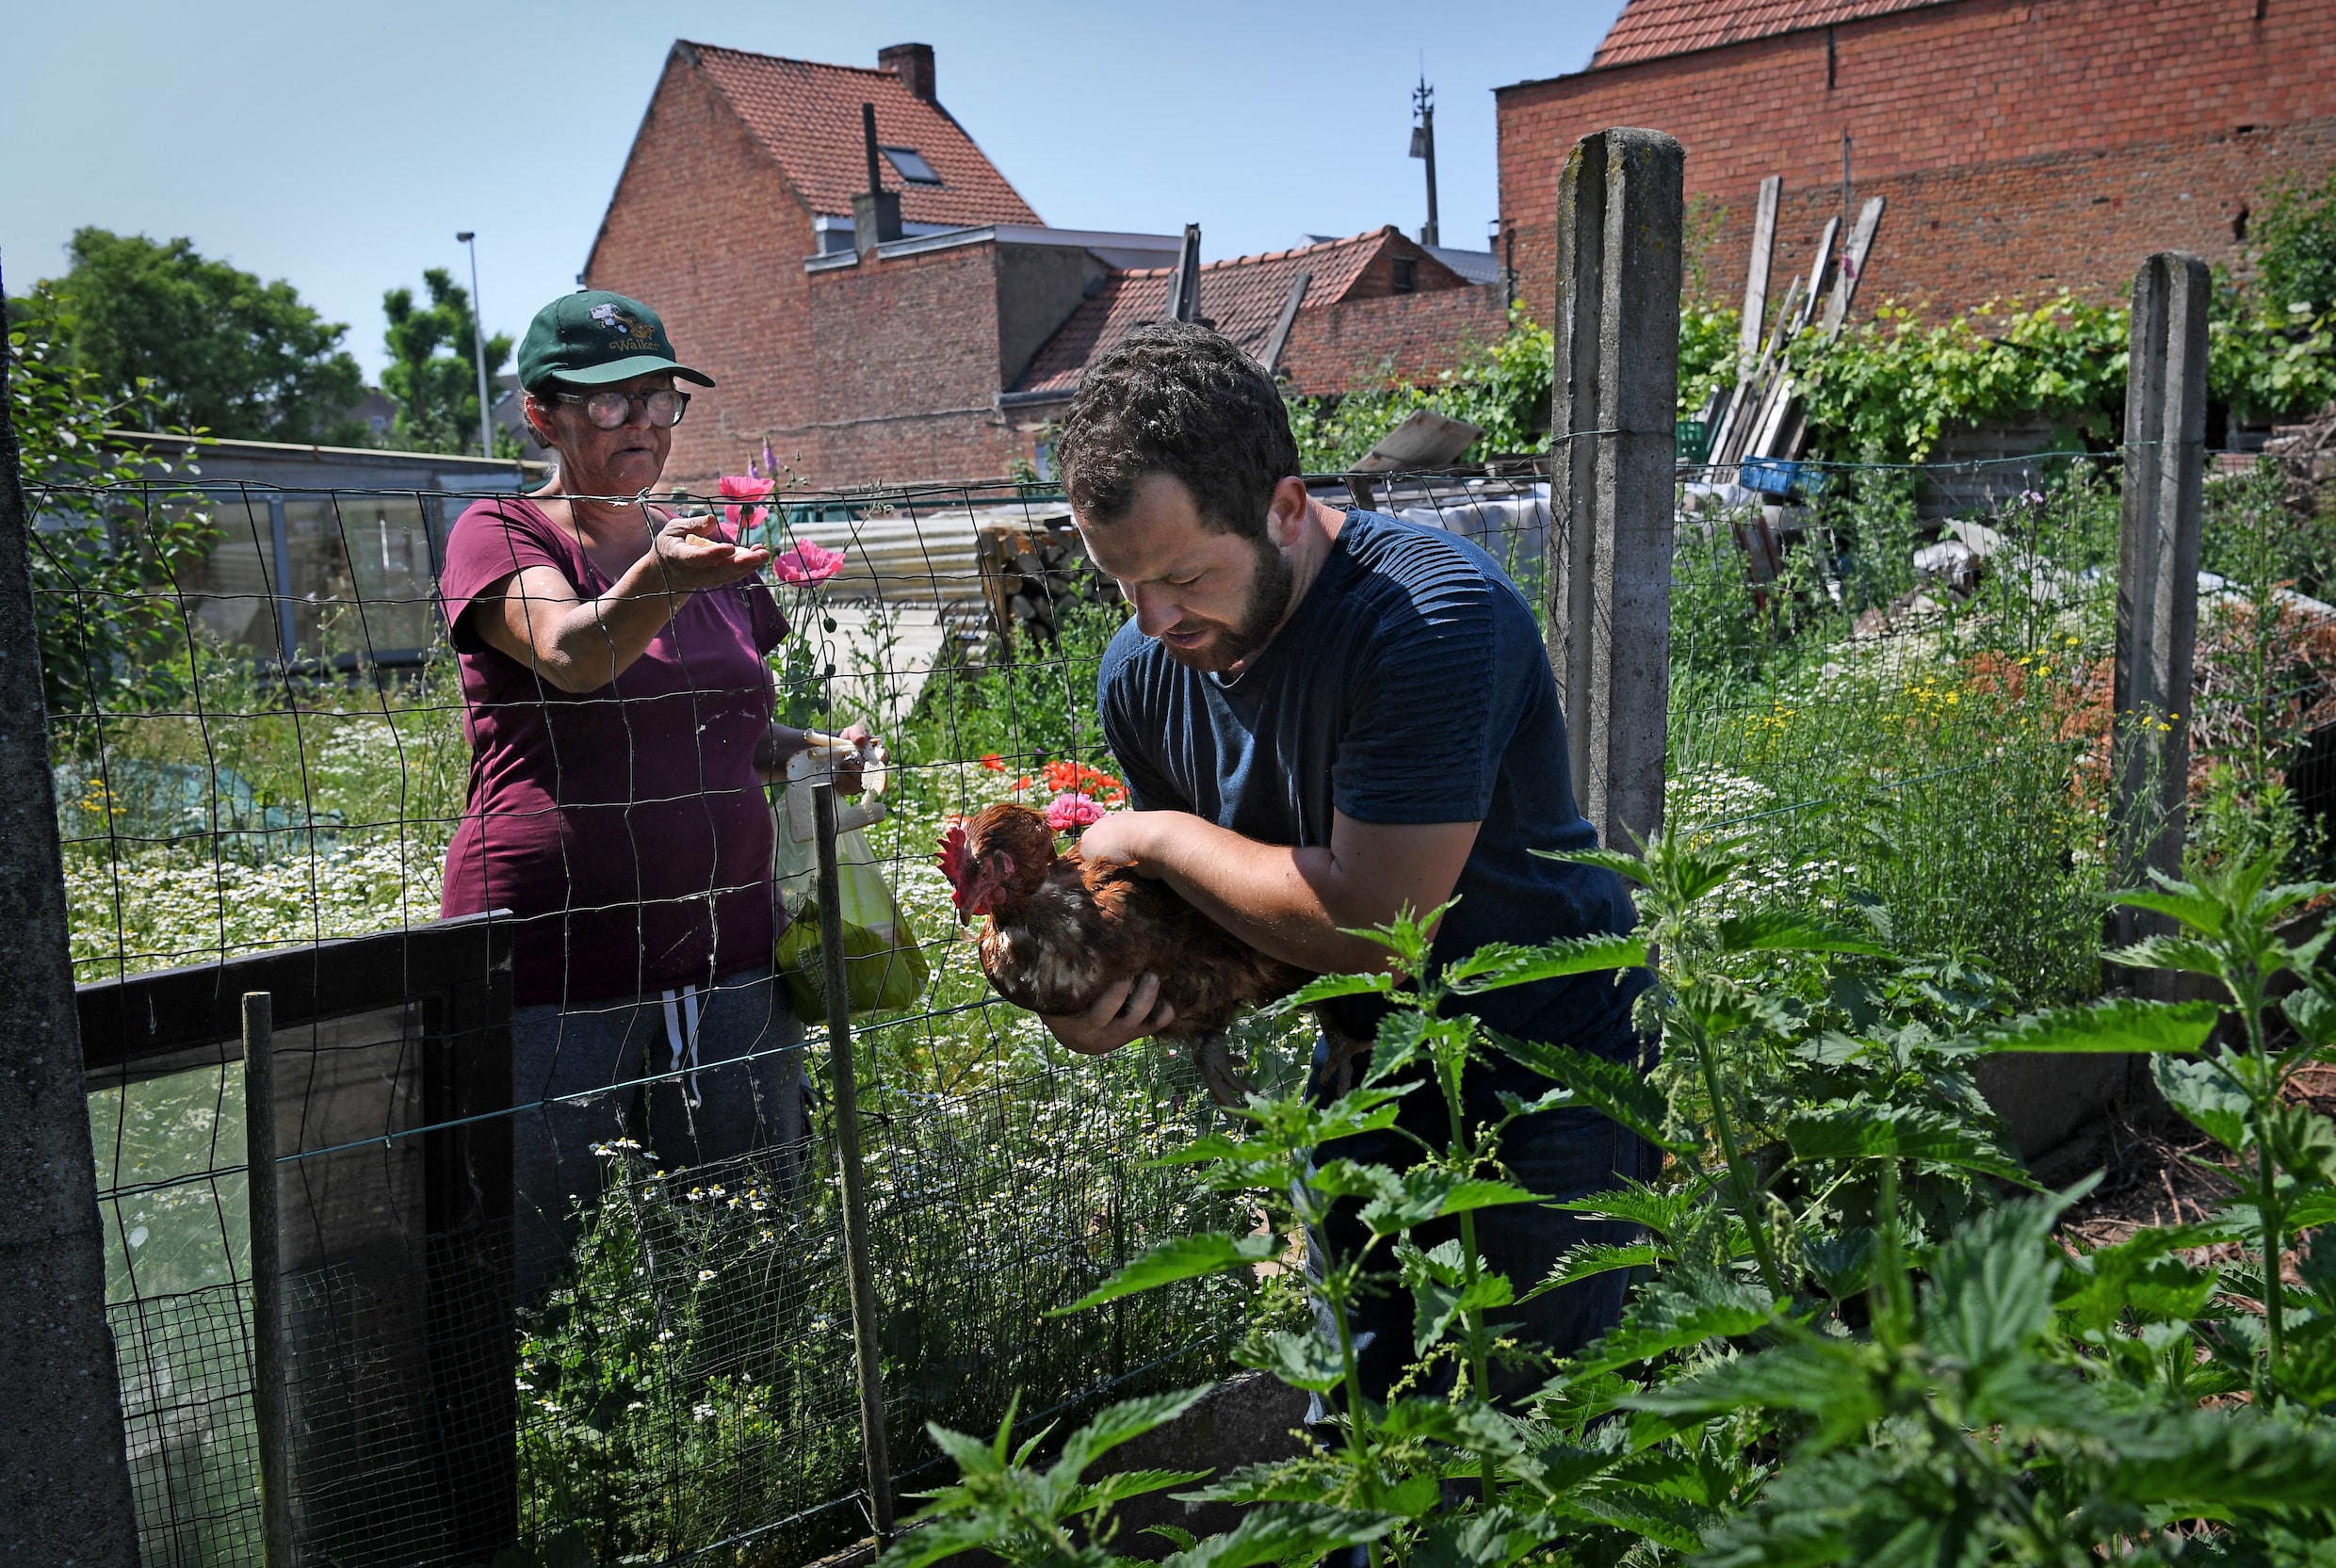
[1014,228,1459,395]
[684,41,1041,227]
[1591,0,1958,68]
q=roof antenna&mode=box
[1166,224,1201,322]
[1409,72,1440,248]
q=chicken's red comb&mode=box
[937,819,973,910]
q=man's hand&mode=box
[1069,811,1152,875]
[1042,973,1176,1056]
[1071,808,1481,976]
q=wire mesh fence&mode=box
[26,440,2336,1564]
[36,469,1285,1568]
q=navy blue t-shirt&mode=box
[1096,509,1647,1054]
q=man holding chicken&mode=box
[1045,321,1652,1406]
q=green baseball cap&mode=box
[516,289,715,392]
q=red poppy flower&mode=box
[717,474,774,535]
[773,537,846,586]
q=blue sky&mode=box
[2,0,1624,383]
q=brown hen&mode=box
[938,802,1311,1104]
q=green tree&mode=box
[34,227,365,445]
[8,290,218,717]
[381,268,511,455]
[2254,162,2336,317]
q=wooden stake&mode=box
[1819,197,1887,341]
[1738,175,1782,365]
[244,991,295,1568]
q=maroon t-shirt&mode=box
[437,497,787,1007]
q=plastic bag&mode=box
[772,736,930,1024]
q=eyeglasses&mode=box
[556,388,690,429]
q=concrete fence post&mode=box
[1978,251,2210,1170]
[2112,251,2210,936]
[0,273,142,1563]
[1549,127,1683,853]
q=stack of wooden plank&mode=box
[1700,179,1887,476]
[777,501,1084,715]
[975,512,1125,655]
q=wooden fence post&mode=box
[2112,251,2210,941]
[1549,127,1683,853]
[242,993,296,1568]
[0,266,142,1564]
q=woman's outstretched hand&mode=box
[647,511,771,592]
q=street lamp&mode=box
[455,232,495,460]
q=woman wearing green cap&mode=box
[436,290,867,1298]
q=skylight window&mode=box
[881,146,942,186]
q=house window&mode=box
[1392,258,1418,295]
[881,146,943,185]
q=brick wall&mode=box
[1498,0,2336,324]
[1344,237,1474,300]
[585,51,818,488]
[790,240,1021,486]
[1279,284,1512,397]
[583,57,1533,491]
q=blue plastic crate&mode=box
[1737,458,1828,499]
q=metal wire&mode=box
[31,445,2328,1563]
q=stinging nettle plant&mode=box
[886,837,2336,1567]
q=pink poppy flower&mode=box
[1045,791,1107,832]
[717,474,774,535]
[773,536,847,586]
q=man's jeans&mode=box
[510,964,805,1302]
[1304,1032,1654,1415]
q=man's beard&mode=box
[1160,537,1296,674]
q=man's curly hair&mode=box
[1054,321,1299,543]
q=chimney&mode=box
[852,101,903,258]
[878,42,934,101]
